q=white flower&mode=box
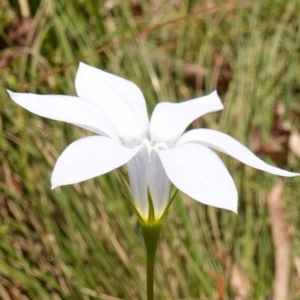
[7,63,298,220]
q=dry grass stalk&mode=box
[267,181,291,300]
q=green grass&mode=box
[1,0,300,299]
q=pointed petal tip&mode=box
[51,180,58,190]
[218,200,238,214]
[6,89,15,98]
[78,61,87,69]
[209,201,238,214]
[211,90,224,109]
[77,61,93,74]
[228,192,238,214]
[6,89,29,103]
[76,62,90,80]
[51,174,61,190]
[283,171,300,177]
[7,90,23,104]
[211,90,218,96]
[51,179,64,190]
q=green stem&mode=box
[146,247,155,300]
[141,223,161,300]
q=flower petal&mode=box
[150,91,223,146]
[177,129,299,177]
[52,136,140,189]
[148,150,171,219]
[75,63,149,146]
[126,146,149,220]
[7,90,120,141]
[157,143,238,213]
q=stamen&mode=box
[141,139,169,153]
[142,139,152,153]
[153,142,168,151]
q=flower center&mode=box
[141,139,168,153]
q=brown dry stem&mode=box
[267,181,291,300]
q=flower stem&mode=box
[141,223,161,300]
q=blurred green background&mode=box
[1,0,300,299]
